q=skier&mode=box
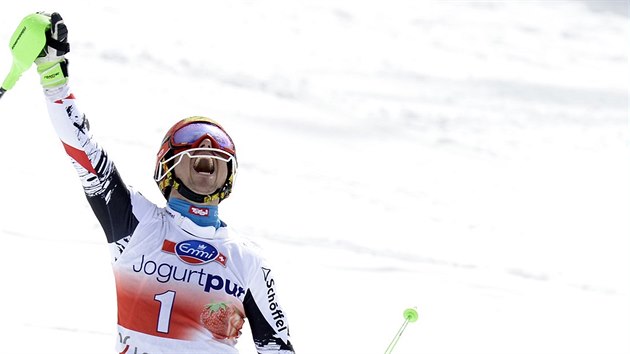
[30,12,295,354]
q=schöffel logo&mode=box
[189,206,210,217]
[162,239,227,266]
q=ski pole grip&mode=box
[1,12,50,94]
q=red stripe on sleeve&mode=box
[61,141,98,175]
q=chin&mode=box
[190,183,219,195]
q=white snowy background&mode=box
[0,1,628,353]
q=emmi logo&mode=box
[162,239,227,266]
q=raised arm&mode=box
[35,13,139,258]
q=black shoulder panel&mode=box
[243,289,294,353]
[85,168,138,243]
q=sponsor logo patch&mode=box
[162,239,227,266]
[189,206,210,217]
[262,267,288,333]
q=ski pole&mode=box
[0,12,50,100]
[384,307,419,354]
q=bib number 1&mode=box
[154,290,176,334]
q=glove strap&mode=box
[37,59,69,88]
[45,30,70,55]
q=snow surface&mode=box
[0,1,628,353]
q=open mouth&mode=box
[193,157,215,174]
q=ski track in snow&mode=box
[251,227,623,295]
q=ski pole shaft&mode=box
[384,319,410,354]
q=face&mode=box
[173,138,229,197]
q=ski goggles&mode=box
[171,121,235,154]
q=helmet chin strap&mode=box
[171,175,224,204]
